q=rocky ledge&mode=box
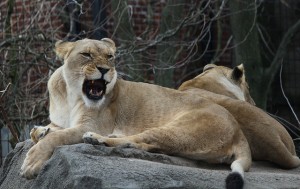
[0,140,299,189]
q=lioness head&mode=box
[179,64,256,105]
[55,38,117,108]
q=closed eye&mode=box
[107,54,114,60]
[80,52,92,58]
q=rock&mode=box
[0,140,300,189]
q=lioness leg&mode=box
[83,108,251,189]
[21,124,99,179]
[83,108,239,155]
[268,140,300,169]
[84,127,251,189]
[205,97,299,170]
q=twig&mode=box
[0,83,11,98]
[279,60,300,125]
[268,112,300,138]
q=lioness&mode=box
[30,63,255,143]
[179,63,255,105]
[179,64,300,187]
[21,39,299,189]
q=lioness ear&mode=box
[203,64,216,71]
[232,64,244,81]
[55,40,75,60]
[101,38,116,53]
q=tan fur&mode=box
[30,124,62,143]
[20,39,299,186]
[179,64,300,168]
[179,63,255,105]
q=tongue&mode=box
[83,78,107,100]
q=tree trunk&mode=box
[229,0,268,109]
[4,0,17,84]
[155,0,185,87]
[2,0,20,148]
[91,0,107,39]
[229,0,300,109]
[111,0,143,81]
[111,0,135,42]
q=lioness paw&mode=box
[30,126,50,143]
[20,158,41,179]
[83,132,106,146]
[20,143,51,179]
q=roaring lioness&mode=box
[21,39,299,189]
[31,63,255,143]
[30,63,255,143]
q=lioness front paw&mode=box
[30,126,50,143]
[83,132,107,146]
[20,143,51,179]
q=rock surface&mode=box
[0,140,300,189]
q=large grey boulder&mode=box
[0,140,300,189]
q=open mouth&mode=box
[82,78,107,100]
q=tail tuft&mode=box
[225,172,244,189]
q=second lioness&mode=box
[178,64,299,175]
[179,63,255,105]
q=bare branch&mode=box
[267,18,300,77]
[279,61,300,126]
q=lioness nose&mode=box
[97,67,109,75]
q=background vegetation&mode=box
[0,0,299,163]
